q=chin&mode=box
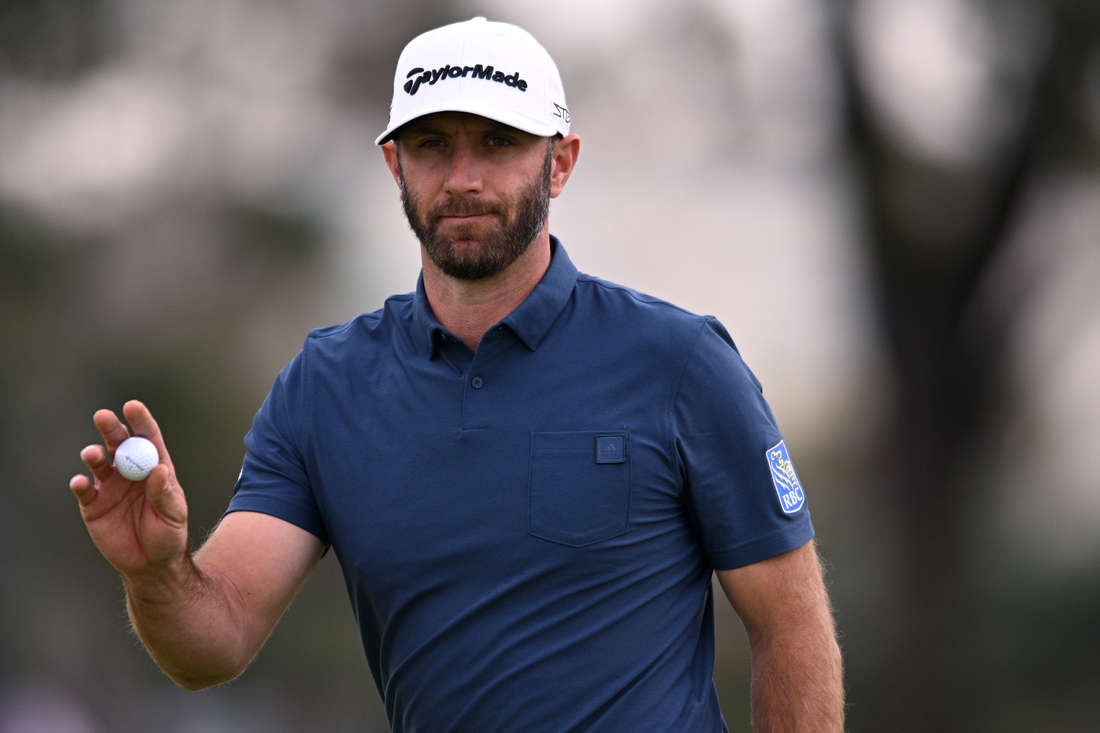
[442,238,490,258]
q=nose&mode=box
[442,143,483,196]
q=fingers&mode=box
[76,402,175,512]
[80,443,115,483]
[122,400,169,458]
[71,443,107,513]
[70,473,96,507]
[144,464,187,527]
[92,409,131,453]
[90,400,171,471]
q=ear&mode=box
[550,134,581,199]
[381,140,402,188]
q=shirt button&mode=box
[471,376,484,389]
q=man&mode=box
[70,17,843,733]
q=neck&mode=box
[421,230,552,351]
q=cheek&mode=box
[402,176,442,210]
[399,156,447,188]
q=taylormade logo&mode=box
[404,64,528,96]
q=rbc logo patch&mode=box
[766,440,805,514]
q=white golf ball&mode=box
[115,436,159,481]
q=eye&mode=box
[486,136,512,148]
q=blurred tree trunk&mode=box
[834,0,1100,729]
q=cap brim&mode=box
[374,100,559,145]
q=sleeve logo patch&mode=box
[766,440,805,514]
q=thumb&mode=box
[144,464,188,528]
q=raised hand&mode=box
[70,400,189,577]
[68,400,324,690]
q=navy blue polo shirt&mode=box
[229,237,814,733]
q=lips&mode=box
[433,206,499,219]
[432,206,501,228]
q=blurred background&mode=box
[1,0,1099,730]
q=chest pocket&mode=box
[528,431,632,547]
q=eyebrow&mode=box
[402,124,447,137]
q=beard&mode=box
[399,143,553,281]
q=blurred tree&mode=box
[0,0,116,79]
[834,0,1100,730]
[329,0,471,110]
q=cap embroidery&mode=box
[404,64,528,96]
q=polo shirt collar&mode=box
[412,236,579,359]
[501,236,578,351]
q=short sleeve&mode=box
[673,318,814,570]
[226,344,330,545]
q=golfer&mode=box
[71,17,844,733]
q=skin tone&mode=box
[381,112,580,351]
[70,111,843,730]
[70,401,323,689]
[718,546,845,732]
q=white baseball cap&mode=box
[375,17,570,145]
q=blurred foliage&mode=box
[328,0,470,110]
[0,0,116,79]
[836,0,1100,730]
[223,203,319,269]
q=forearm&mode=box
[749,623,844,733]
[71,405,319,690]
[717,543,845,733]
[123,553,254,690]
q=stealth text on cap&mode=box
[403,64,528,96]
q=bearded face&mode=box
[398,140,553,281]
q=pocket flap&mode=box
[528,431,631,547]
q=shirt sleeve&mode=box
[225,341,330,545]
[673,318,814,570]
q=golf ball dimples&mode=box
[115,437,159,481]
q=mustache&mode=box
[428,198,502,219]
